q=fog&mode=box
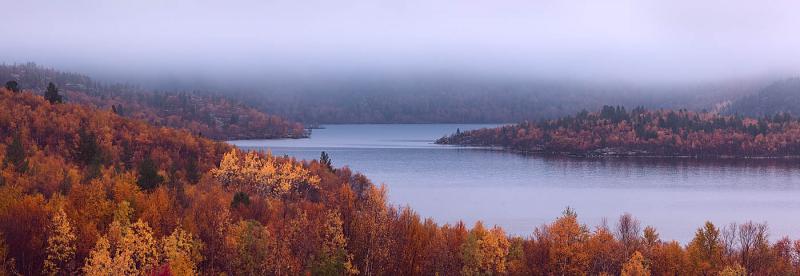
[2,0,799,87]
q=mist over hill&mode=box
[2,62,777,124]
[725,78,800,117]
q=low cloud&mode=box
[2,0,799,86]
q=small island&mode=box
[437,105,800,158]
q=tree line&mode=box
[438,105,800,157]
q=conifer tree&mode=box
[137,157,164,191]
[44,82,63,104]
[4,134,27,172]
[4,81,19,93]
[320,151,334,171]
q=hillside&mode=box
[0,63,306,140]
[726,78,800,117]
[437,105,800,157]
[221,77,766,124]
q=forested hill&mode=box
[222,76,766,124]
[437,106,800,157]
[725,77,800,117]
[0,63,306,140]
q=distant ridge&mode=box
[726,77,800,117]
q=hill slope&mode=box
[1,63,306,140]
[726,78,800,117]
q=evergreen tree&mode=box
[185,155,200,184]
[320,151,334,171]
[77,129,103,180]
[77,129,101,166]
[4,81,19,93]
[231,192,250,208]
[137,157,163,191]
[4,134,27,172]
[44,82,63,104]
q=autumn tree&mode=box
[123,220,161,272]
[311,210,357,275]
[586,225,621,274]
[505,237,528,275]
[349,185,393,275]
[44,82,62,104]
[719,264,747,276]
[642,226,659,250]
[43,207,77,275]
[84,210,161,275]
[224,220,276,275]
[544,207,591,275]
[82,237,124,275]
[687,221,724,275]
[460,221,511,275]
[649,240,689,275]
[161,226,203,276]
[0,232,17,276]
[621,251,650,276]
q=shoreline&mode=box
[437,143,800,160]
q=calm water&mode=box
[230,124,800,242]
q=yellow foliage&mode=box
[122,220,160,273]
[83,237,133,276]
[84,218,160,276]
[161,226,203,276]
[460,221,510,275]
[43,207,76,275]
[546,212,591,275]
[719,264,747,276]
[212,149,320,198]
[621,251,650,276]
[224,220,277,275]
[313,210,358,275]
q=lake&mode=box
[229,124,800,242]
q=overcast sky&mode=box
[1,0,799,85]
